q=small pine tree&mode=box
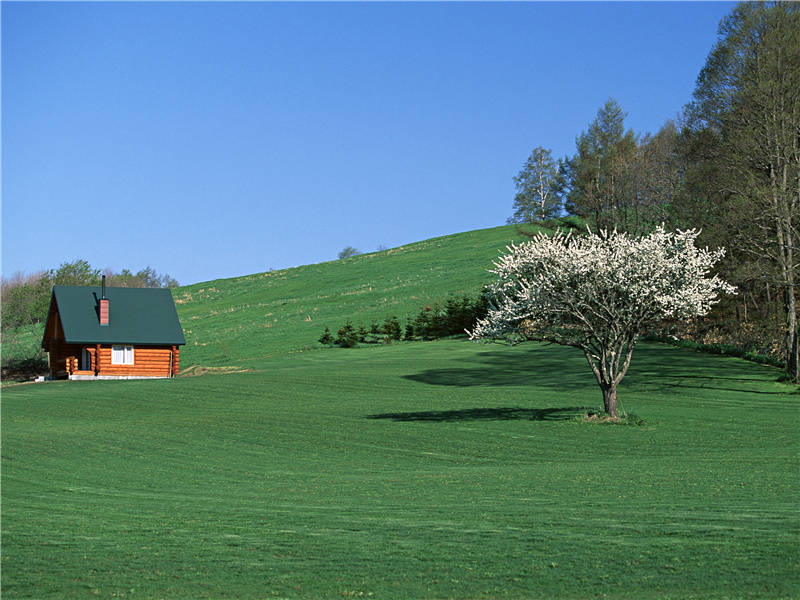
[319,326,334,345]
[411,306,432,339]
[383,315,402,340]
[335,319,359,348]
[428,302,448,338]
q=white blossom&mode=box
[469,226,736,417]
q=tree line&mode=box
[509,2,799,380]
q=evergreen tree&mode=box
[564,99,639,231]
[319,327,334,345]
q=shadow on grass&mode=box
[401,343,793,395]
[367,406,590,422]
[402,345,593,389]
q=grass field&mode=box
[3,224,799,598]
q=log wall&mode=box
[44,343,180,378]
[96,345,174,377]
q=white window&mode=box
[111,345,134,365]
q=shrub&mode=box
[406,293,490,340]
[335,320,359,348]
[383,316,402,340]
[319,327,334,345]
[319,292,490,348]
[1,355,48,383]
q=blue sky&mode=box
[2,1,736,285]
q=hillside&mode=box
[174,224,530,368]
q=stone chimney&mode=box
[99,275,109,326]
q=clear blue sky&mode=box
[2,1,736,286]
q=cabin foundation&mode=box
[69,374,170,380]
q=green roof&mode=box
[45,285,186,346]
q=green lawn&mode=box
[3,339,798,598]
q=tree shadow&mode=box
[367,406,590,422]
[643,379,793,395]
[401,343,794,396]
[402,345,593,390]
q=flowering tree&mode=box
[469,227,735,418]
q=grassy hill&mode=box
[174,224,529,368]
[3,223,799,599]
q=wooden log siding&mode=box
[95,345,175,377]
[171,345,180,376]
[46,344,176,378]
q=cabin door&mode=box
[81,348,92,371]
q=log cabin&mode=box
[41,277,186,380]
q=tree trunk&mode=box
[601,384,618,418]
[786,284,798,381]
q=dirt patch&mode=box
[179,365,250,377]
[581,412,647,426]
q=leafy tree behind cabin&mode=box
[0,273,52,334]
[104,266,179,289]
[51,259,102,286]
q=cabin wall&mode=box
[44,343,180,378]
[96,345,175,377]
